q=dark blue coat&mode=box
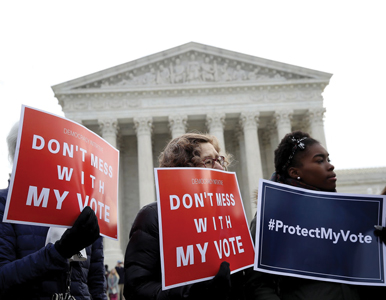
[0,186,107,300]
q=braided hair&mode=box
[274,131,319,178]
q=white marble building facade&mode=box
[51,42,386,268]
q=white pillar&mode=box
[308,108,327,148]
[206,112,226,154]
[98,118,124,269]
[261,130,274,179]
[234,127,252,223]
[168,114,188,138]
[274,109,293,141]
[239,111,263,215]
[134,116,155,208]
[266,122,279,177]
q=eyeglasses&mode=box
[202,156,226,168]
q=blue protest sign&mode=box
[253,179,386,286]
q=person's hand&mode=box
[374,225,386,244]
[189,261,231,300]
[55,206,100,259]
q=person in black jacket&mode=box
[0,122,106,300]
[124,133,242,300]
[245,131,361,300]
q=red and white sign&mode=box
[155,167,254,290]
[3,105,119,240]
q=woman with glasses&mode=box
[123,133,242,300]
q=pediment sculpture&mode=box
[87,52,308,89]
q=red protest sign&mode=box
[155,168,254,290]
[3,105,119,240]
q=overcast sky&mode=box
[1,1,385,187]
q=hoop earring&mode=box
[297,177,301,180]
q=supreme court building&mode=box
[51,42,386,267]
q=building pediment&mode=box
[52,42,332,94]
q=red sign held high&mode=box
[3,105,119,240]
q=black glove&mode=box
[189,261,231,300]
[374,225,386,244]
[55,206,100,259]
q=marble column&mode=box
[206,112,226,154]
[308,108,327,148]
[168,114,188,139]
[274,109,293,141]
[134,116,155,208]
[266,123,279,176]
[98,118,124,270]
[234,127,252,222]
[261,130,274,178]
[239,111,263,216]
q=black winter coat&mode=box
[124,202,245,300]
[0,186,107,300]
[245,214,361,300]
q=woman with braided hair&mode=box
[245,131,361,300]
